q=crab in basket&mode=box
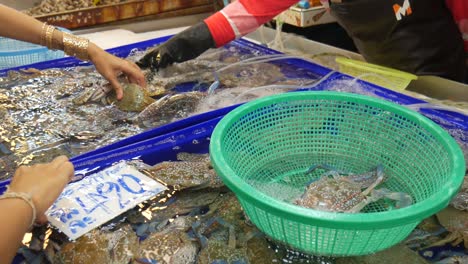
[295,164,413,213]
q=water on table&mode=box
[0,45,319,181]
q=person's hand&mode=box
[88,43,147,100]
[136,43,175,71]
[136,22,216,70]
[8,156,74,223]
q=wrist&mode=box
[0,188,36,228]
[6,199,34,227]
[62,33,91,61]
[87,42,100,62]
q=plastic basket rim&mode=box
[0,45,50,57]
[336,57,418,81]
[210,91,466,229]
[0,27,71,56]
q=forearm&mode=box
[204,0,298,47]
[0,4,95,60]
[0,199,33,264]
[0,4,45,45]
[0,4,64,53]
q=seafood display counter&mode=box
[0,30,466,263]
[0,32,466,176]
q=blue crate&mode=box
[71,103,241,161]
[1,34,463,131]
[0,35,466,195]
[0,28,71,70]
[296,72,468,131]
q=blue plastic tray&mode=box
[71,103,241,161]
[1,34,465,126]
[0,106,222,194]
[0,35,466,195]
[296,72,468,131]
[1,34,464,131]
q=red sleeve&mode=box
[204,0,298,47]
[446,0,468,52]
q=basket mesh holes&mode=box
[215,95,462,255]
[247,201,418,255]
[225,99,453,207]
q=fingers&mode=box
[50,155,69,166]
[50,155,74,179]
[127,60,140,70]
[36,214,48,225]
[123,61,147,88]
[108,75,124,100]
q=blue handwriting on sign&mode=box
[118,174,146,194]
[47,163,166,238]
[69,217,95,234]
[75,191,112,215]
[48,208,80,224]
[73,172,153,217]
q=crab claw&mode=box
[341,164,385,188]
[134,258,158,264]
[305,164,342,175]
[372,188,413,209]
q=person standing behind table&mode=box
[137,0,466,83]
[0,4,147,100]
[445,0,468,80]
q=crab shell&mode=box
[106,83,155,112]
[137,229,198,264]
[336,244,430,264]
[295,177,366,212]
[436,206,468,248]
[54,225,139,264]
[450,175,468,211]
[147,159,222,190]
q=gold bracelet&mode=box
[63,33,90,61]
[0,187,36,229]
[40,22,48,47]
[45,25,56,50]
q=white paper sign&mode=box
[46,161,167,240]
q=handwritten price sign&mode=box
[46,162,167,240]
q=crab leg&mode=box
[347,188,413,213]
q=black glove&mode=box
[136,22,216,70]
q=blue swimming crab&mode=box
[193,192,277,264]
[139,152,223,191]
[135,91,205,127]
[54,224,139,264]
[295,164,413,213]
[450,175,467,211]
[428,206,468,249]
[72,83,155,112]
[132,189,222,237]
[135,216,199,264]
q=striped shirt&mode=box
[204,0,298,47]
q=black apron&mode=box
[329,0,466,82]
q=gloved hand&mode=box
[136,22,216,70]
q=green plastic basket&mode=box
[210,91,465,256]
